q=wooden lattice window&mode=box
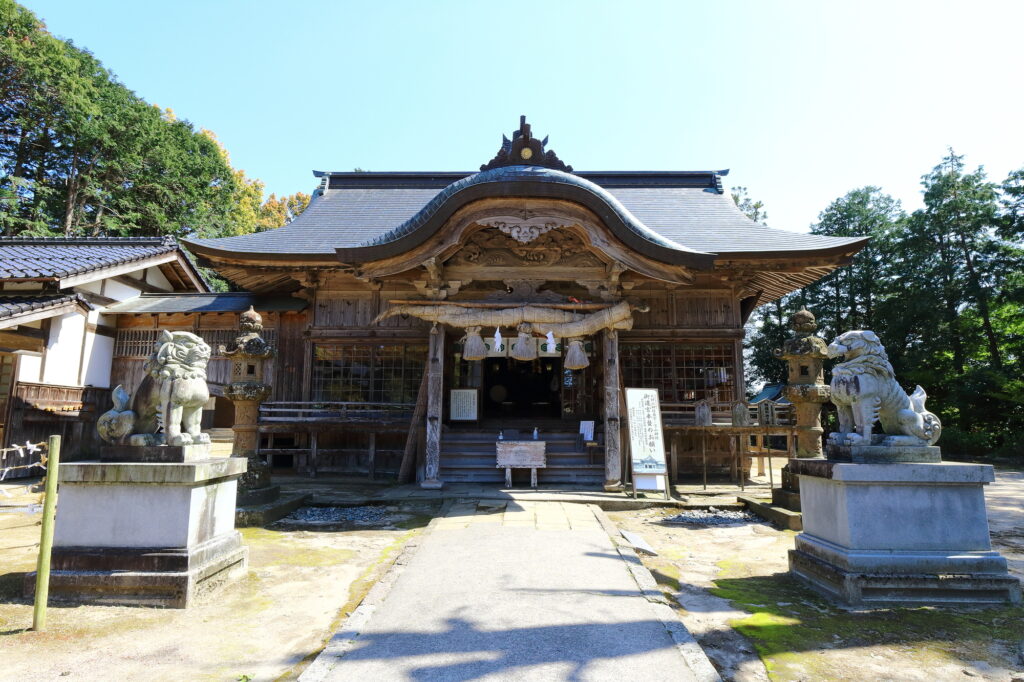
[312,343,427,404]
[620,342,735,403]
[113,328,277,358]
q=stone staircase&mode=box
[439,426,604,486]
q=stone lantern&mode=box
[775,308,830,458]
[222,306,275,501]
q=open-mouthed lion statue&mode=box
[827,330,941,447]
[98,330,212,447]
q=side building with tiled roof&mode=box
[0,236,206,473]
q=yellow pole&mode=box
[32,435,60,632]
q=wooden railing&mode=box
[1,382,112,476]
[661,400,794,427]
[259,401,416,426]
[257,401,417,477]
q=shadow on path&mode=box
[333,616,685,681]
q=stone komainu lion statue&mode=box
[97,330,212,447]
[827,330,941,447]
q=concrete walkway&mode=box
[302,501,719,681]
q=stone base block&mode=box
[420,479,444,490]
[237,483,281,507]
[236,492,311,527]
[790,461,1022,605]
[825,443,942,463]
[100,443,215,463]
[790,543,1021,605]
[25,531,248,608]
[47,458,248,607]
[771,487,801,511]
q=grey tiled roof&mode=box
[103,292,308,314]
[0,293,91,321]
[0,236,179,279]
[185,169,865,259]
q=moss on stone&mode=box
[240,527,357,568]
[710,569,1024,679]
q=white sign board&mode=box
[625,387,668,476]
[450,389,479,421]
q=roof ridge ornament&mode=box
[480,116,573,173]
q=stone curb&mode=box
[297,501,450,682]
[590,505,723,682]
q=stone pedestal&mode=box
[27,457,248,608]
[99,443,217,463]
[788,460,1021,605]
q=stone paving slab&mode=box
[304,501,718,681]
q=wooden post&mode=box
[602,329,622,491]
[367,432,377,481]
[669,433,678,486]
[309,431,318,478]
[398,370,429,484]
[33,435,60,632]
[421,326,444,489]
[701,432,707,490]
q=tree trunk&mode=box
[936,234,965,375]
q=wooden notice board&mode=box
[625,387,670,499]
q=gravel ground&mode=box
[662,506,760,526]
[279,505,392,526]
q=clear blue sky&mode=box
[22,0,1024,232]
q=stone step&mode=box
[442,434,582,445]
[737,495,803,531]
[441,456,595,468]
[771,488,802,511]
[441,443,588,454]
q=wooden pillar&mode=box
[421,325,445,489]
[602,328,622,491]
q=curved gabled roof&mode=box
[337,166,715,269]
[184,168,866,267]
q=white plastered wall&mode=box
[70,264,174,388]
[41,312,86,386]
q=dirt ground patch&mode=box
[609,507,1024,682]
[0,501,436,682]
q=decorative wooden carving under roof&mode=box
[480,116,573,173]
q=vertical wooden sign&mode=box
[625,387,669,499]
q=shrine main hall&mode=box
[110,118,866,490]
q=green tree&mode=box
[799,188,902,345]
[257,191,310,231]
[0,0,237,239]
[731,186,768,224]
[734,187,789,388]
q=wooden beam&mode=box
[602,328,622,491]
[74,290,117,307]
[398,369,429,484]
[0,329,45,353]
[58,252,178,289]
[110,274,164,294]
[421,326,445,489]
[85,322,117,338]
[386,299,612,311]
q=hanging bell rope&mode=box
[461,326,487,361]
[510,323,538,362]
[564,338,589,370]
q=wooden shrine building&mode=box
[109,118,866,490]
